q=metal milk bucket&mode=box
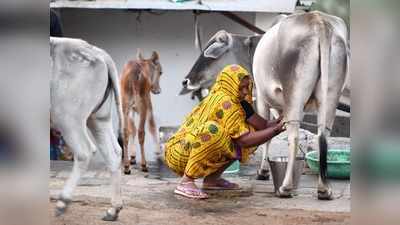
[268,156,305,192]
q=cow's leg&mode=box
[255,92,271,180]
[122,95,132,175]
[316,40,347,200]
[128,112,137,166]
[88,117,123,221]
[138,106,148,172]
[277,41,320,198]
[316,116,332,200]
[277,119,301,198]
[315,97,337,200]
[55,120,95,216]
[148,101,161,158]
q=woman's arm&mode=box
[246,113,269,130]
[266,114,284,127]
[240,100,283,130]
[246,113,284,130]
[234,120,286,148]
[240,100,268,130]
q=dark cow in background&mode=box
[179,14,289,102]
[50,37,123,221]
[179,30,261,100]
[180,11,349,200]
[120,50,163,174]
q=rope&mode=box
[285,120,332,132]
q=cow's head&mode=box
[138,51,163,95]
[180,30,261,100]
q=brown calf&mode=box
[120,50,162,174]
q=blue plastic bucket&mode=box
[223,160,240,174]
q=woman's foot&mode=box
[174,181,208,199]
[203,178,240,190]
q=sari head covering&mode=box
[182,64,254,138]
[164,64,256,178]
[210,64,253,104]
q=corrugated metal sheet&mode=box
[50,0,297,13]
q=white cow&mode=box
[50,37,123,220]
[253,11,349,199]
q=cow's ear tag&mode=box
[203,42,228,59]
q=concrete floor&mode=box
[50,158,350,213]
[49,132,350,224]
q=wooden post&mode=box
[221,11,265,35]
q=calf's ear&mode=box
[151,51,159,63]
[203,30,232,59]
[137,49,144,60]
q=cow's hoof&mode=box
[55,198,70,217]
[141,165,149,172]
[318,189,333,200]
[123,166,131,175]
[276,187,293,198]
[102,207,122,221]
[130,157,136,165]
[256,169,270,180]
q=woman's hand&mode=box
[276,114,284,123]
[272,120,286,135]
[235,120,286,148]
[269,114,284,126]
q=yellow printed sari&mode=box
[164,64,256,178]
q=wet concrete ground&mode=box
[50,160,350,225]
[49,132,350,224]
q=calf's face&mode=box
[139,51,163,95]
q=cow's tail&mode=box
[104,53,124,141]
[318,20,332,183]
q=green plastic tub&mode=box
[224,160,240,174]
[305,149,350,179]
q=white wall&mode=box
[59,9,255,162]
[255,12,281,30]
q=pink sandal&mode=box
[202,178,240,190]
[174,182,208,199]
